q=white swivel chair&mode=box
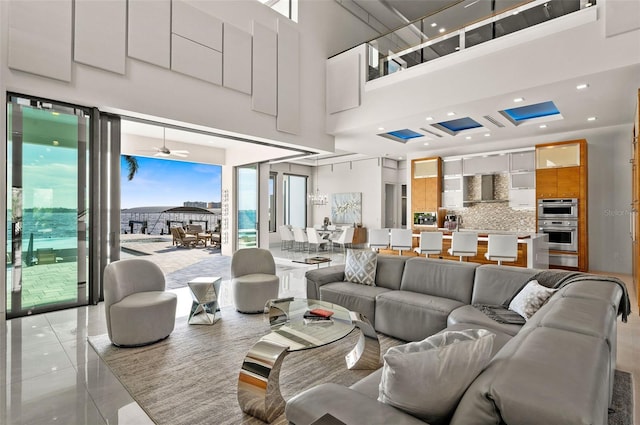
[103,258,177,347]
[231,248,280,313]
[306,227,329,253]
[368,228,390,252]
[292,227,308,252]
[279,225,294,251]
[485,234,518,265]
[333,227,354,253]
[390,228,413,255]
[414,232,443,257]
[448,232,478,261]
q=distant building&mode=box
[183,201,207,208]
[208,202,222,209]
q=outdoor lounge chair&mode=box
[171,227,197,248]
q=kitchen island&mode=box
[381,228,549,269]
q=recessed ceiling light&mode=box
[465,136,472,140]
[576,83,589,90]
[447,112,456,116]
[484,133,490,137]
[512,10,519,15]
[439,28,446,33]
[539,124,547,129]
[398,157,403,160]
[454,47,460,51]
[424,142,430,146]
[513,97,524,103]
[425,116,433,121]
[587,116,597,121]
[378,127,385,131]
[585,2,592,7]
[431,22,437,27]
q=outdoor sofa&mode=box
[286,255,630,425]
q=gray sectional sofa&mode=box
[286,255,628,425]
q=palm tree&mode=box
[123,155,139,181]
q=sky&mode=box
[120,155,222,209]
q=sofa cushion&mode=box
[285,383,426,425]
[471,265,538,305]
[508,279,557,320]
[375,291,465,341]
[319,282,391,325]
[374,255,409,290]
[450,327,610,425]
[345,249,378,285]
[400,258,478,303]
[378,329,495,424]
[447,305,523,336]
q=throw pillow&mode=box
[378,329,495,424]
[508,279,558,320]
[344,249,377,285]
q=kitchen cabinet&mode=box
[510,172,535,189]
[443,159,462,176]
[411,157,442,215]
[536,167,580,198]
[443,189,463,209]
[510,151,535,171]
[509,188,535,209]
[631,88,640,313]
[536,143,580,169]
[463,154,509,176]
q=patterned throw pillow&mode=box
[509,279,558,320]
[344,249,377,285]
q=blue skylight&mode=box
[436,117,483,132]
[385,129,424,140]
[502,101,560,122]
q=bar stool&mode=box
[390,228,413,255]
[485,234,518,265]
[368,228,390,252]
[448,232,478,261]
[414,232,443,257]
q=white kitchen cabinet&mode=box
[463,154,509,175]
[443,159,462,176]
[510,151,535,171]
[443,190,463,208]
[510,172,535,189]
[509,188,535,209]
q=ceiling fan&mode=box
[139,128,190,158]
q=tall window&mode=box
[256,0,298,21]
[283,174,306,228]
[236,164,258,249]
[269,172,277,233]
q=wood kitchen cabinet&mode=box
[536,166,580,198]
[536,139,588,272]
[631,88,640,313]
[411,157,441,215]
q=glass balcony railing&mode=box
[366,0,595,82]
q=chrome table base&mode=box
[345,311,380,370]
[237,340,289,423]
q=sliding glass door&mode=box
[236,164,258,249]
[6,95,90,317]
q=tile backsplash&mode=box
[448,174,536,232]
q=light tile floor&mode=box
[1,243,638,424]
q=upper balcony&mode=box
[365,0,596,82]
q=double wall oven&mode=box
[538,199,578,267]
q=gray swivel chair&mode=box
[103,258,177,347]
[231,248,280,313]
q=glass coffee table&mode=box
[237,298,379,423]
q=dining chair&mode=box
[414,232,443,257]
[292,227,308,252]
[368,228,390,252]
[333,227,354,253]
[306,227,329,253]
[485,234,518,265]
[447,232,478,261]
[390,228,413,255]
[279,225,294,250]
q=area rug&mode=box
[88,308,403,424]
[89,311,634,425]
